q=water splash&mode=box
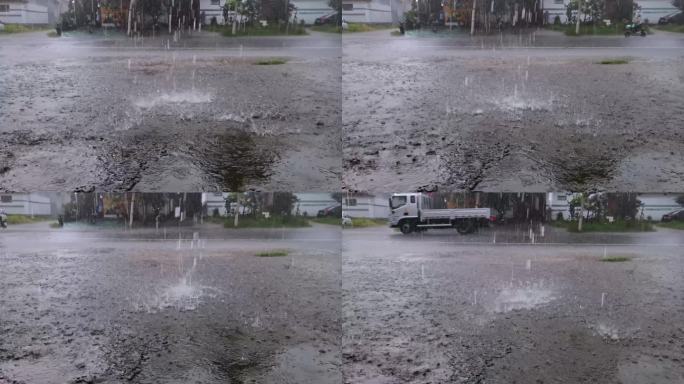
[492,283,555,313]
[134,91,213,109]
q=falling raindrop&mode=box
[526,259,531,270]
[601,292,606,308]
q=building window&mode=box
[342,3,353,10]
[210,0,220,5]
[0,4,10,12]
[1,195,12,203]
[557,195,567,201]
[345,198,357,206]
[554,0,563,4]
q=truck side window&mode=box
[410,196,415,204]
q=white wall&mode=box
[547,192,682,221]
[292,0,333,24]
[0,193,52,216]
[344,194,390,218]
[0,1,49,24]
[636,193,682,221]
[543,0,679,24]
[294,193,338,216]
[636,0,679,23]
[343,0,392,23]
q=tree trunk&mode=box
[129,193,135,228]
[471,0,477,34]
[575,0,581,34]
[127,0,136,36]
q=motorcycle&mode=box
[624,23,646,37]
[0,213,7,229]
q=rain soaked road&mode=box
[0,30,341,192]
[0,222,341,383]
[343,29,684,192]
[343,225,684,383]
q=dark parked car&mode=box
[661,208,684,222]
[658,11,684,25]
[317,204,342,217]
[314,13,339,26]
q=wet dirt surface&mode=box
[343,29,684,192]
[343,226,684,383]
[0,223,341,383]
[0,31,341,192]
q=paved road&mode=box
[343,226,684,383]
[343,29,684,192]
[0,30,341,192]
[0,223,341,384]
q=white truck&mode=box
[389,193,494,235]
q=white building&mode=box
[202,192,228,216]
[292,0,333,24]
[343,193,390,218]
[0,193,52,216]
[199,0,225,25]
[343,0,391,23]
[293,193,338,216]
[635,193,683,221]
[542,0,678,24]
[547,192,682,221]
[0,0,53,25]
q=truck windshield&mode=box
[390,196,407,209]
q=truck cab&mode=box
[389,193,426,227]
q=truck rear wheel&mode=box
[455,220,475,234]
[400,221,414,234]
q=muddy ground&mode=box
[0,223,341,383]
[342,226,684,383]
[0,31,341,191]
[343,29,684,192]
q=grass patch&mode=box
[654,24,684,33]
[223,215,311,228]
[208,23,307,37]
[345,23,394,33]
[547,23,646,36]
[309,24,341,33]
[254,58,287,65]
[49,222,62,228]
[600,256,631,262]
[0,24,52,34]
[46,30,59,37]
[349,218,387,228]
[554,220,654,232]
[309,216,341,225]
[390,30,403,36]
[598,58,630,65]
[657,221,684,230]
[256,250,289,257]
[5,215,51,225]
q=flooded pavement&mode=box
[0,223,341,383]
[342,227,684,383]
[0,31,341,191]
[343,29,684,192]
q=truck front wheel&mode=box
[400,221,414,234]
[455,220,475,234]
